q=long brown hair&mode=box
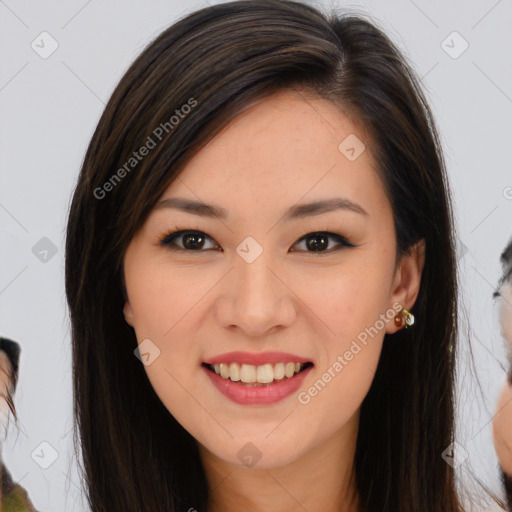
[0,338,20,426]
[65,1,487,510]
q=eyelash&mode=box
[157,224,356,254]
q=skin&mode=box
[123,89,425,512]
[493,281,512,475]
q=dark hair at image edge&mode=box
[0,337,20,426]
[64,1,502,510]
[494,236,512,298]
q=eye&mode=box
[158,227,356,253]
[290,232,355,253]
[159,229,218,251]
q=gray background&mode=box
[0,0,511,510]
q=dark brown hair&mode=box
[0,337,20,425]
[494,236,512,298]
[64,1,491,510]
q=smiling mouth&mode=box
[202,361,314,386]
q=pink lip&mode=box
[203,351,312,366]
[202,364,313,405]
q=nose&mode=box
[214,251,297,338]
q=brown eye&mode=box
[291,232,354,253]
[159,230,218,251]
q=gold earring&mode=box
[394,308,414,329]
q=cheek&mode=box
[293,253,394,346]
[126,255,209,338]
[295,325,383,441]
[123,256,215,408]
[292,260,392,425]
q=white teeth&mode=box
[285,362,295,378]
[274,362,285,380]
[210,362,307,384]
[220,363,230,379]
[240,364,257,383]
[257,364,274,384]
[229,362,241,382]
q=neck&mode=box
[200,411,361,512]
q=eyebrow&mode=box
[154,197,368,220]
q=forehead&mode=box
[159,89,388,221]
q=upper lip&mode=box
[203,351,313,366]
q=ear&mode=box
[385,238,426,334]
[123,301,134,327]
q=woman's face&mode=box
[123,89,424,469]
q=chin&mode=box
[212,432,309,471]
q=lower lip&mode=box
[202,364,313,405]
